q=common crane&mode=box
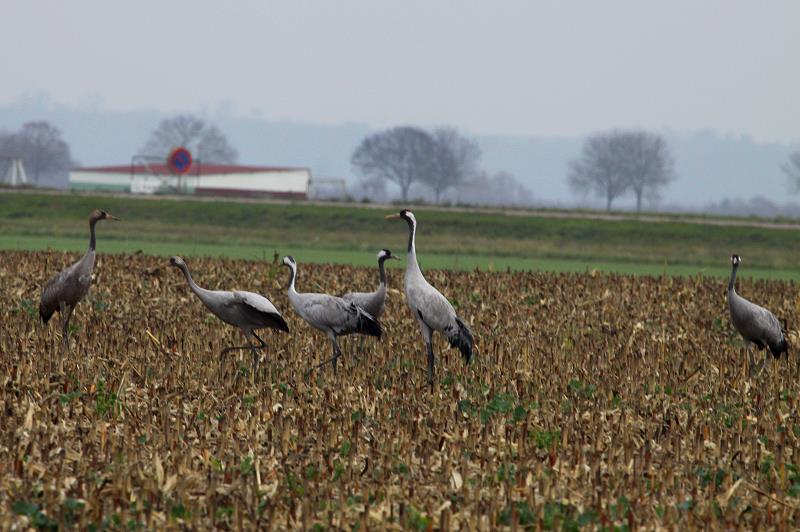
[341,249,399,319]
[169,256,288,379]
[282,255,382,373]
[386,209,474,387]
[728,254,788,372]
[39,208,119,347]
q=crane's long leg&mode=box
[425,341,435,391]
[60,303,74,350]
[358,336,366,358]
[331,337,342,372]
[220,331,268,383]
[245,333,259,384]
[250,332,267,380]
[416,320,435,391]
[748,345,767,377]
[220,331,267,356]
[304,335,342,378]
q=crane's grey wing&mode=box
[299,294,381,338]
[232,291,289,332]
[730,295,783,345]
[341,291,382,318]
[341,291,369,306]
[750,303,784,344]
[39,261,91,323]
[39,269,69,323]
[407,282,457,332]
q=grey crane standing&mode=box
[386,209,474,387]
[341,249,399,319]
[282,255,382,373]
[728,254,788,372]
[169,256,288,379]
[39,208,120,347]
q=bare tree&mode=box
[10,122,72,185]
[624,131,675,211]
[569,130,675,211]
[141,115,238,164]
[351,126,437,202]
[783,151,800,192]
[569,132,630,210]
[424,128,481,204]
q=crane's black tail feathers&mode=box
[446,317,474,363]
[770,318,790,359]
[356,308,382,339]
[39,303,55,324]
[268,313,290,333]
[769,336,789,359]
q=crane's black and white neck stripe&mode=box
[728,254,741,292]
[377,249,393,285]
[398,209,417,254]
[283,255,298,291]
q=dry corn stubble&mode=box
[1,250,800,529]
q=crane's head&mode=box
[281,256,296,269]
[385,209,416,226]
[90,209,121,222]
[169,256,187,268]
[378,249,400,261]
[731,254,741,266]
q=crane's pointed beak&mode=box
[385,214,401,220]
[106,214,121,221]
[389,255,401,261]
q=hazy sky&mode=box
[2,1,798,143]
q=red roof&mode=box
[74,164,307,175]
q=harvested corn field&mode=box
[1,249,800,529]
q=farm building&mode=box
[69,164,311,199]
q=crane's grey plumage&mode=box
[282,255,382,372]
[341,249,399,319]
[386,209,474,386]
[39,208,119,346]
[727,254,788,369]
[169,256,288,379]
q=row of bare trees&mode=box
[568,130,676,211]
[568,133,800,212]
[351,126,484,203]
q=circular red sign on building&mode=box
[167,147,193,175]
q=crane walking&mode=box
[386,209,474,387]
[39,208,120,347]
[282,255,382,374]
[727,254,788,373]
[169,256,288,379]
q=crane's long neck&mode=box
[378,257,387,286]
[178,262,206,298]
[728,263,738,293]
[88,218,99,252]
[406,219,416,254]
[406,218,422,275]
[286,264,298,294]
